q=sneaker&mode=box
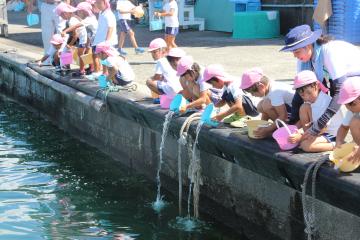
[135,47,145,54]
[118,48,127,56]
[223,113,243,124]
[153,98,160,104]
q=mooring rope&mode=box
[95,83,138,103]
[301,158,329,240]
[177,112,201,216]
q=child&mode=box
[95,41,135,86]
[146,38,183,97]
[36,34,67,69]
[92,0,118,76]
[56,2,88,75]
[116,0,144,55]
[335,77,360,162]
[154,0,179,49]
[202,64,258,123]
[288,70,346,152]
[240,67,294,137]
[177,56,222,113]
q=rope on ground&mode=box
[95,82,138,103]
[301,158,329,240]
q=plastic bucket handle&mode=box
[275,119,292,136]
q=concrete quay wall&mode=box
[0,52,360,240]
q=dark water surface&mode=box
[0,98,244,240]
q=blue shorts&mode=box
[77,43,87,48]
[117,19,132,33]
[165,27,179,36]
[114,71,132,86]
[322,133,336,143]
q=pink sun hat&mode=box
[176,55,194,76]
[338,77,360,104]
[76,2,93,16]
[168,48,186,58]
[86,0,96,4]
[240,67,264,89]
[95,42,119,57]
[55,2,77,16]
[293,70,328,93]
[202,64,234,83]
[148,38,167,52]
[50,34,65,45]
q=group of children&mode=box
[144,35,359,162]
[36,0,179,85]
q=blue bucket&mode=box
[201,104,219,127]
[27,13,39,26]
[98,75,108,88]
[169,94,187,112]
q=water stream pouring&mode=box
[152,110,175,212]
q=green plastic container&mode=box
[232,11,280,39]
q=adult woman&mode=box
[281,24,360,138]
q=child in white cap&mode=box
[240,67,294,138]
[288,70,346,152]
[146,38,183,97]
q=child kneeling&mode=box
[203,64,258,122]
[288,70,346,152]
[95,42,135,86]
[36,34,67,69]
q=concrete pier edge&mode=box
[1,51,360,240]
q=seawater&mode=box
[0,97,246,240]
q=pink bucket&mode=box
[272,119,299,150]
[160,94,174,109]
[60,51,73,65]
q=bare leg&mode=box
[350,116,360,145]
[128,29,139,48]
[77,47,85,72]
[93,53,101,73]
[299,103,312,131]
[261,98,278,121]
[146,79,162,95]
[300,136,334,152]
[167,34,177,48]
[118,32,126,49]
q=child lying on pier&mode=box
[240,67,294,138]
[146,38,183,97]
[95,42,134,86]
[288,70,346,152]
[36,34,67,68]
[176,55,222,113]
[202,64,259,123]
[335,77,360,162]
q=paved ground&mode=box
[0,11,297,96]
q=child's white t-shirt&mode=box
[107,56,135,82]
[81,15,98,36]
[342,110,355,127]
[310,91,346,136]
[69,17,88,45]
[163,1,179,28]
[195,68,211,92]
[155,57,182,95]
[93,9,118,46]
[116,0,135,20]
[223,78,243,101]
[266,81,294,107]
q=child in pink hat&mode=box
[56,2,89,75]
[95,41,134,86]
[203,64,258,123]
[35,34,67,68]
[240,67,294,138]
[176,56,222,113]
[287,70,346,152]
[146,38,183,98]
[334,77,360,163]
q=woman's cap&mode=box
[176,55,194,76]
[202,64,233,83]
[148,38,167,52]
[293,70,328,93]
[240,67,264,89]
[76,2,93,16]
[338,77,360,104]
[50,34,65,45]
[280,25,322,52]
[168,48,186,58]
[55,2,77,16]
[95,41,119,57]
